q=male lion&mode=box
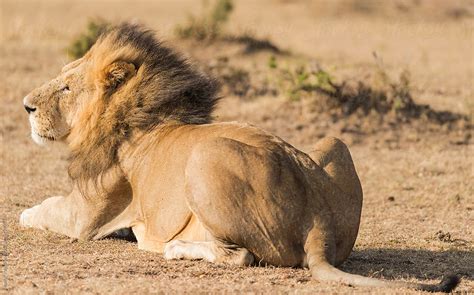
[20,24,459,292]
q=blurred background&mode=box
[1,0,472,147]
[1,0,473,293]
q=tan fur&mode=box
[20,24,459,293]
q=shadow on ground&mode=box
[108,230,472,282]
[342,248,473,281]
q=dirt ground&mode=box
[1,0,473,294]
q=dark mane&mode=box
[109,23,220,126]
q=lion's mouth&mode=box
[34,128,71,142]
[37,133,56,141]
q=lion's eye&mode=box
[61,85,70,92]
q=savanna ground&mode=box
[0,0,473,293]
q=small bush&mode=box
[274,64,336,101]
[66,19,109,59]
[175,0,233,41]
[268,55,278,69]
[266,56,466,124]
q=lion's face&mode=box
[23,59,92,144]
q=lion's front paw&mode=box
[163,240,217,262]
[19,205,41,228]
[163,240,186,260]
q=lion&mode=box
[20,23,459,292]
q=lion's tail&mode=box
[307,256,460,293]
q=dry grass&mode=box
[1,0,473,293]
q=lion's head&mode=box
[23,57,90,144]
[24,23,220,186]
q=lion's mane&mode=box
[67,23,220,186]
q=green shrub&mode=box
[66,19,109,59]
[268,59,422,118]
[273,64,336,101]
[267,55,278,69]
[175,0,234,41]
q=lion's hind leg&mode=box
[309,136,362,199]
[309,136,363,265]
[164,239,254,266]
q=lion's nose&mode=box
[24,105,37,114]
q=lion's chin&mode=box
[31,129,70,145]
[31,132,55,145]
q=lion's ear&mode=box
[101,61,136,91]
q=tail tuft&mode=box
[421,274,460,293]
